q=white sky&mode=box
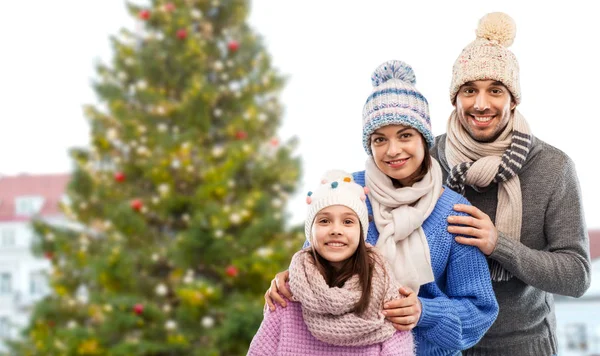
[1,1,599,228]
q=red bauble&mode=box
[48,320,56,328]
[114,172,126,182]
[44,251,54,260]
[235,131,248,140]
[139,9,151,20]
[133,303,144,315]
[227,40,240,52]
[270,137,279,147]
[130,199,143,212]
[225,265,238,277]
[176,29,188,40]
[164,2,176,11]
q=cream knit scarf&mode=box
[365,158,441,294]
[445,109,532,281]
[288,248,399,347]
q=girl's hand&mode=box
[382,286,422,331]
[264,270,291,311]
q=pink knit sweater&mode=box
[247,301,414,356]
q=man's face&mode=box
[454,80,515,142]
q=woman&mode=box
[265,60,498,356]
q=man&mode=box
[434,12,591,355]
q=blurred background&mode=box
[1,0,599,355]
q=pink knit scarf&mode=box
[288,247,400,347]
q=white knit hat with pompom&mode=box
[449,12,521,104]
[304,170,370,244]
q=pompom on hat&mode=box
[449,12,521,104]
[362,60,434,155]
[304,170,370,243]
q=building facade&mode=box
[555,230,600,356]
[0,174,70,351]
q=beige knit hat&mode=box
[449,12,521,104]
[304,170,370,243]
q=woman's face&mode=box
[370,124,426,186]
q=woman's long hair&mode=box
[308,228,375,315]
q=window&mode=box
[1,229,15,247]
[30,271,48,296]
[566,323,588,351]
[0,317,9,339]
[15,196,44,216]
[0,273,11,294]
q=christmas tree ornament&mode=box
[130,199,143,212]
[183,274,193,284]
[258,113,268,121]
[151,253,159,262]
[271,198,282,208]
[136,80,148,90]
[155,283,168,296]
[67,320,78,329]
[201,316,215,328]
[242,144,251,153]
[214,229,224,238]
[235,131,248,140]
[213,108,223,117]
[270,137,279,147]
[157,123,168,132]
[176,28,188,40]
[114,172,126,182]
[151,196,160,205]
[213,61,224,72]
[163,304,172,313]
[225,265,238,277]
[117,71,127,81]
[171,159,181,169]
[139,9,151,20]
[165,320,177,330]
[44,251,54,260]
[256,247,273,258]
[191,9,202,19]
[164,2,176,12]
[226,60,234,68]
[45,232,55,241]
[133,303,144,315]
[227,40,239,52]
[107,128,118,140]
[229,213,241,224]
[103,304,113,312]
[158,183,170,196]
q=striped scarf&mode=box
[445,109,532,281]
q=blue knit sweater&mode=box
[353,171,499,356]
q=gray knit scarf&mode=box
[445,109,532,281]
[288,247,399,347]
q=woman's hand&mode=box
[382,286,422,331]
[264,270,291,311]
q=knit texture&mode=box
[247,301,415,356]
[354,171,498,356]
[362,60,434,155]
[434,134,591,355]
[304,170,369,242]
[449,12,521,104]
[288,247,399,346]
[444,109,532,281]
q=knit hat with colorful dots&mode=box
[362,60,434,155]
[305,170,369,243]
[449,12,521,104]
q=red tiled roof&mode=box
[590,230,600,261]
[0,173,70,221]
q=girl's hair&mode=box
[308,228,375,315]
[392,132,432,188]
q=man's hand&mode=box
[448,204,498,256]
[264,270,291,311]
[382,286,421,331]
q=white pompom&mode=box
[476,12,516,47]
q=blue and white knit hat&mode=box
[362,60,434,155]
[305,170,370,243]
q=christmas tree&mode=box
[9,0,302,355]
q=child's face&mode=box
[311,205,361,269]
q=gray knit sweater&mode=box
[432,134,591,356]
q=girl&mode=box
[265,61,499,355]
[248,170,414,355]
